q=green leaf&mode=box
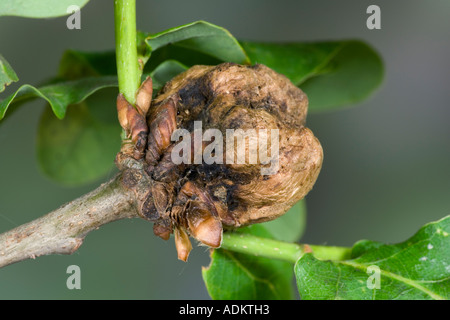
[0,57,190,121]
[0,0,90,18]
[203,200,307,300]
[37,89,121,186]
[0,76,118,121]
[55,49,189,92]
[137,30,151,69]
[146,21,250,65]
[0,54,19,93]
[295,216,450,300]
[241,41,342,86]
[300,41,384,112]
[58,50,117,80]
[1,22,383,122]
[350,239,384,259]
[150,60,188,92]
[259,200,306,243]
[202,249,294,300]
[241,40,383,112]
[202,226,294,300]
[144,44,223,73]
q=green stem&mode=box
[221,232,352,263]
[309,244,352,261]
[114,0,139,105]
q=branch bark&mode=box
[0,172,142,268]
[0,165,352,268]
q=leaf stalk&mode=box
[221,232,352,263]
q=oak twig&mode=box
[0,173,141,268]
[0,169,352,268]
[114,0,140,105]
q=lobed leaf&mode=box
[300,41,384,112]
[202,201,306,299]
[202,225,295,300]
[145,21,250,65]
[202,249,293,300]
[241,41,342,86]
[0,54,18,93]
[255,200,306,243]
[0,77,118,121]
[58,50,117,80]
[295,216,450,300]
[15,58,187,185]
[0,21,384,188]
[150,60,188,93]
[144,44,223,73]
[0,0,90,18]
[241,40,384,112]
[37,89,121,186]
[1,22,384,121]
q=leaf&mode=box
[58,50,117,80]
[259,200,306,243]
[203,200,307,300]
[241,40,384,112]
[0,0,90,18]
[0,54,18,93]
[202,249,294,300]
[137,30,152,69]
[240,41,342,86]
[2,20,245,119]
[2,21,383,121]
[300,41,384,112]
[202,226,294,300]
[295,216,450,300]
[0,58,190,121]
[150,60,188,92]
[144,44,223,73]
[0,76,118,121]
[146,21,250,65]
[37,89,121,186]
[57,33,150,79]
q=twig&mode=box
[114,0,140,105]
[0,173,141,268]
[0,164,352,268]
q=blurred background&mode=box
[0,0,449,299]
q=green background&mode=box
[0,0,449,299]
